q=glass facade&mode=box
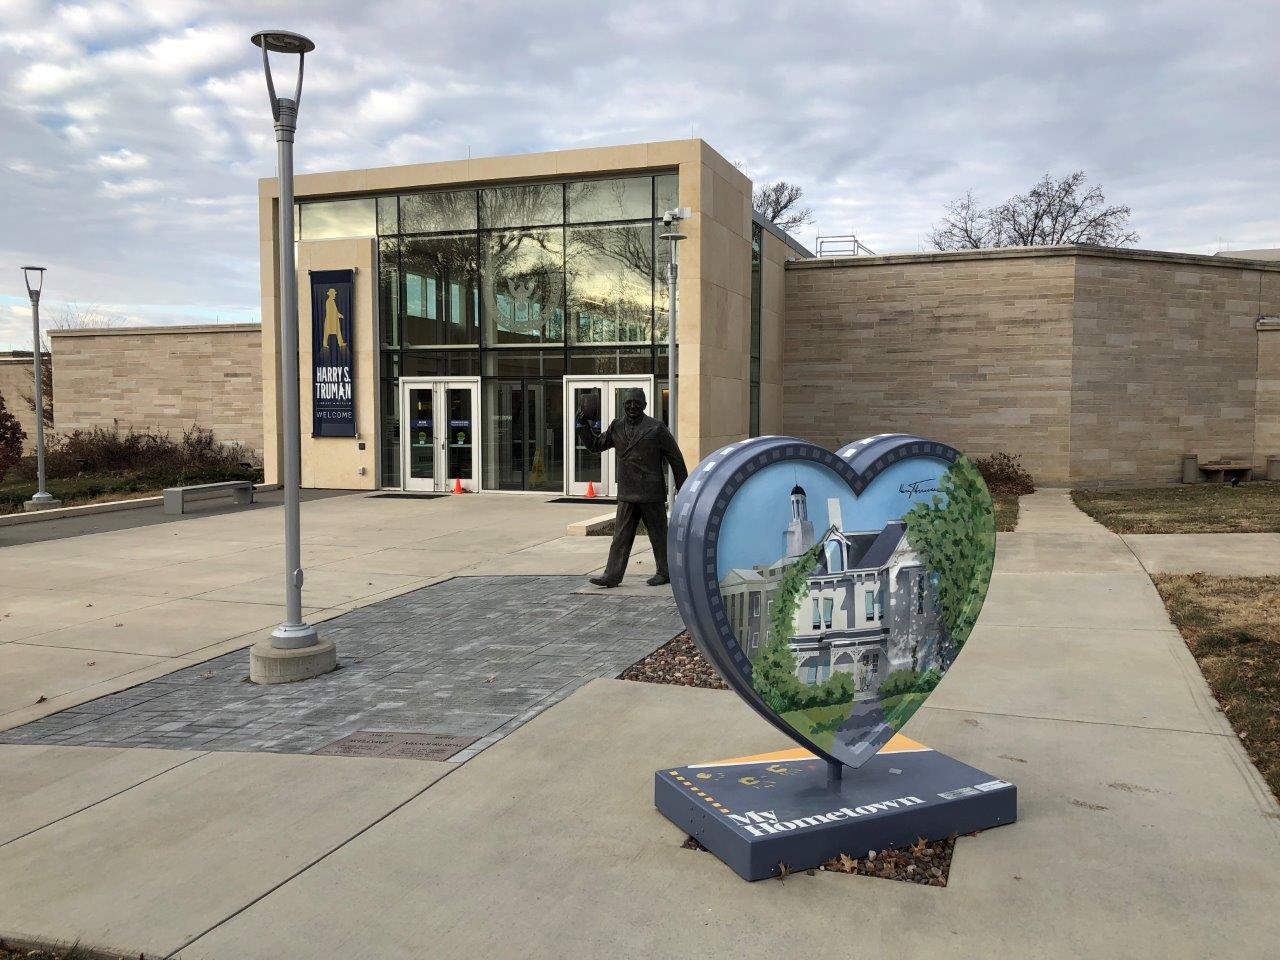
[315,171,677,491]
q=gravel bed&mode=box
[619,631,728,689]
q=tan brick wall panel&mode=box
[50,326,264,456]
[783,253,1077,485]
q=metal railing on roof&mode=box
[815,232,876,257]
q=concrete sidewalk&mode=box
[0,490,1276,957]
[0,493,618,731]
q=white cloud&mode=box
[94,147,147,169]
[98,177,165,198]
[1,0,1279,349]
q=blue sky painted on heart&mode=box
[715,455,949,581]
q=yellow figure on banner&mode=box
[322,288,347,350]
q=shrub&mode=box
[0,392,26,481]
[11,425,259,484]
[973,452,1035,496]
[915,668,942,693]
[880,669,922,698]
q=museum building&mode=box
[44,138,1280,490]
[255,139,800,496]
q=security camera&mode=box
[662,207,691,226]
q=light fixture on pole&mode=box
[21,266,59,512]
[248,29,336,684]
[659,208,689,508]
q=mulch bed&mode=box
[682,833,957,885]
[620,631,727,689]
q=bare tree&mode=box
[752,181,815,233]
[929,172,1138,250]
[21,302,120,428]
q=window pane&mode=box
[482,227,564,345]
[377,196,398,235]
[378,238,400,348]
[482,350,566,378]
[401,234,480,347]
[298,199,376,239]
[401,350,481,377]
[656,173,679,217]
[654,223,671,344]
[567,346,653,375]
[566,223,653,344]
[480,183,563,229]
[400,190,477,234]
[568,177,652,223]
[380,379,400,487]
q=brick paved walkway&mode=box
[0,576,683,763]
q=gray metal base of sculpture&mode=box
[655,737,1017,881]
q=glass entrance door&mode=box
[399,378,481,492]
[564,375,653,497]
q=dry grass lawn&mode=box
[1071,482,1280,534]
[993,494,1019,532]
[1152,573,1280,798]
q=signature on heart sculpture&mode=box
[668,433,996,771]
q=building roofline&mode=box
[258,138,743,201]
[786,243,1280,273]
[49,324,262,339]
[752,209,814,259]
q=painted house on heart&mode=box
[720,485,945,699]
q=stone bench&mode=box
[163,480,254,515]
[1181,454,1252,485]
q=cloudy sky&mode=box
[1,0,1277,349]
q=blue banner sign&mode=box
[310,269,355,437]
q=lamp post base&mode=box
[23,496,62,512]
[250,637,337,685]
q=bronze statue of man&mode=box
[577,388,688,587]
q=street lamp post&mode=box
[248,29,336,684]
[659,208,689,509]
[21,266,59,512]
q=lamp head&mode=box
[250,30,314,122]
[21,266,46,300]
[250,30,315,55]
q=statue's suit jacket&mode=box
[577,414,688,503]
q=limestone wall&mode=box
[0,354,46,449]
[783,250,1077,485]
[50,325,263,456]
[782,246,1280,487]
[1070,253,1280,485]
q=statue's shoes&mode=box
[589,576,620,588]
[646,574,670,586]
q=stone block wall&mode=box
[782,246,1280,487]
[50,325,264,457]
[1071,254,1280,485]
[0,354,46,449]
[783,250,1077,484]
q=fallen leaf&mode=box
[35,695,47,704]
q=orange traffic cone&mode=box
[452,478,464,494]
[585,481,596,499]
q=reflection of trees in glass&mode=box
[568,177,651,223]
[482,228,564,345]
[400,190,476,234]
[566,224,652,344]
[401,234,479,347]
[902,456,996,659]
[481,184,563,229]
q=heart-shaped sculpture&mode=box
[669,434,996,770]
